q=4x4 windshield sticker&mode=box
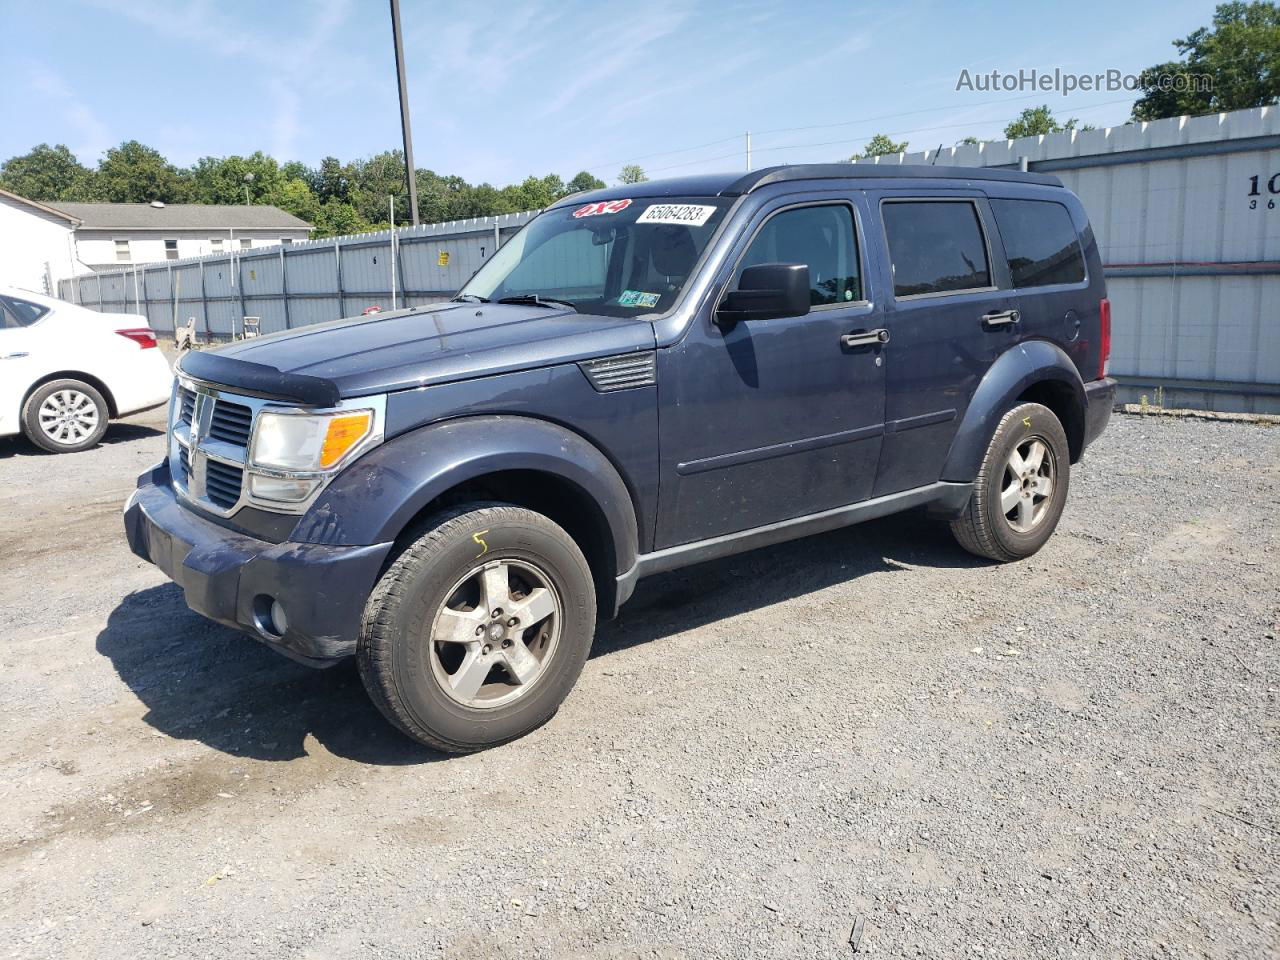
[572,199,632,218]
[619,290,661,308]
[636,204,717,227]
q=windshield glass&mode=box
[459,196,734,318]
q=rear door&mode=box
[654,191,888,548]
[985,192,1094,380]
[866,192,1015,497]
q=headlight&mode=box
[247,408,375,503]
[251,410,373,471]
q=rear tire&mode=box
[21,379,110,454]
[358,503,596,752]
[950,402,1070,562]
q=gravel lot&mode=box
[0,408,1276,959]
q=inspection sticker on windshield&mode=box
[572,199,632,218]
[619,290,661,308]
[636,204,717,227]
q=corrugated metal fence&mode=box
[58,211,537,338]
[856,105,1280,414]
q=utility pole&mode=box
[389,0,420,226]
[745,131,752,171]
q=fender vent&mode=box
[579,353,657,392]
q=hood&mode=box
[194,301,656,399]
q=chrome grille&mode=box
[205,459,244,509]
[177,387,196,426]
[177,446,191,483]
[208,399,253,446]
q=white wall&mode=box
[76,228,311,267]
[0,198,78,293]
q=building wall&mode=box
[75,228,311,270]
[854,105,1280,414]
[0,198,78,293]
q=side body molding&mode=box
[292,415,640,578]
[940,340,1086,484]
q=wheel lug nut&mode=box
[502,639,512,648]
[482,644,492,655]
[475,625,485,636]
[507,617,518,627]
[491,608,502,619]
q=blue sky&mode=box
[3,0,1216,186]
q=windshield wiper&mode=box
[496,294,577,312]
[451,294,489,303]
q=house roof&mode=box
[0,188,82,224]
[53,202,312,231]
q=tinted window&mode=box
[991,198,1085,287]
[738,205,861,305]
[883,201,990,297]
[0,296,49,329]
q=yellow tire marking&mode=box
[472,530,490,558]
[1022,416,1032,428]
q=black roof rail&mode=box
[724,163,1062,193]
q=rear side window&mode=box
[0,296,50,329]
[991,198,1086,288]
[737,204,862,305]
[882,200,991,298]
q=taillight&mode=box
[1097,298,1111,379]
[116,328,157,349]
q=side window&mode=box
[737,204,861,305]
[164,239,179,260]
[0,296,49,328]
[882,200,991,298]
[991,198,1085,287]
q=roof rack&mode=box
[724,163,1061,193]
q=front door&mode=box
[655,193,887,549]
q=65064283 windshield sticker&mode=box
[636,204,717,227]
[572,199,632,218]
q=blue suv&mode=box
[124,164,1115,751]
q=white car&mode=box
[0,287,174,453]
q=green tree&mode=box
[859,134,908,158]
[311,199,372,237]
[95,141,187,202]
[567,170,606,193]
[958,136,981,146]
[0,143,97,201]
[268,178,321,225]
[618,164,648,184]
[1003,106,1092,139]
[1132,1,1280,120]
[188,151,284,204]
[313,156,353,203]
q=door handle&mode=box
[840,328,890,348]
[982,309,1020,327]
[0,352,29,360]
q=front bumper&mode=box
[1082,377,1117,451]
[123,462,393,666]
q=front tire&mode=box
[358,503,596,752]
[950,402,1070,562]
[21,379,110,453]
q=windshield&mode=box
[459,197,734,318]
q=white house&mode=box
[0,189,81,293]
[55,201,312,271]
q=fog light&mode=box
[249,473,318,502]
[270,600,289,636]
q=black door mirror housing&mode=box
[716,263,811,329]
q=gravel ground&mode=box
[0,409,1276,960]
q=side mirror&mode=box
[715,263,810,329]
